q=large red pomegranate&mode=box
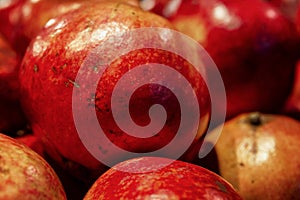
[19,1,211,181]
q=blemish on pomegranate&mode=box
[98,146,108,154]
[92,65,98,72]
[216,181,227,193]
[60,64,67,70]
[250,140,258,155]
[33,64,38,73]
[68,79,80,88]
[51,66,57,73]
[0,167,9,174]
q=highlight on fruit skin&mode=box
[83,156,242,200]
[19,0,211,182]
[0,133,66,200]
[212,112,300,200]
[143,0,300,120]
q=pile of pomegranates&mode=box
[0,0,300,199]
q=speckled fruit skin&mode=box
[212,112,300,200]
[0,133,66,200]
[84,157,242,200]
[19,1,211,181]
[0,33,27,134]
[146,0,300,120]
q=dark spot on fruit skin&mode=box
[247,112,262,126]
[33,64,38,73]
[88,103,95,107]
[67,79,80,88]
[0,167,9,174]
[250,141,258,155]
[239,163,245,167]
[51,66,57,73]
[216,180,227,193]
[95,106,101,112]
[113,3,121,12]
[98,146,108,154]
[92,66,98,72]
[60,64,67,70]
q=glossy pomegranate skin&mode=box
[19,1,211,180]
[0,0,138,56]
[145,0,300,120]
[84,157,242,200]
[0,133,66,199]
[0,0,86,56]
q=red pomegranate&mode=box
[19,1,211,181]
[84,156,242,199]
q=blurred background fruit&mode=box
[141,0,300,123]
[266,0,300,21]
[0,33,27,135]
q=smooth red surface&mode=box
[0,33,20,100]
[283,61,300,117]
[16,134,46,157]
[0,33,27,134]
